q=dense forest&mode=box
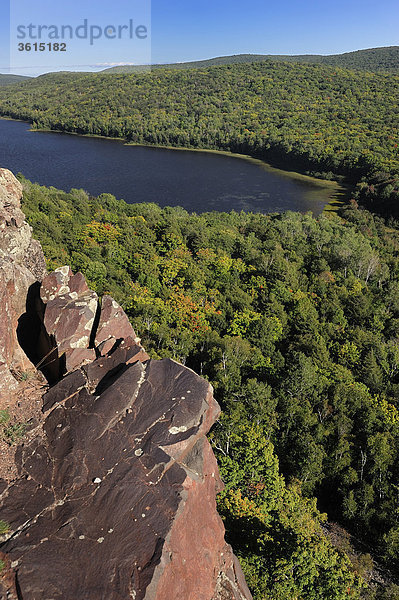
[104,46,399,73]
[0,61,398,199]
[18,175,399,599]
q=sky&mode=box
[0,0,398,75]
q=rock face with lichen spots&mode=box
[39,266,99,373]
[0,169,252,600]
[0,169,46,395]
[37,266,148,379]
[0,347,251,600]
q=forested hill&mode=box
[311,46,399,72]
[0,61,398,195]
[0,74,30,86]
[104,46,399,73]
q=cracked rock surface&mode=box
[0,344,251,600]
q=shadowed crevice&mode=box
[15,571,24,600]
[95,362,130,396]
[89,298,102,355]
[16,281,63,385]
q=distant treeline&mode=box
[104,46,399,73]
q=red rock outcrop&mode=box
[36,266,149,378]
[0,170,252,600]
[40,266,98,372]
[0,169,46,395]
[96,294,142,354]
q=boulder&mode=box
[95,294,140,355]
[0,353,251,600]
[38,268,147,376]
[0,261,36,386]
[0,170,46,276]
[41,267,98,373]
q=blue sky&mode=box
[0,0,398,75]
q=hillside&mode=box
[314,45,399,72]
[0,61,398,192]
[104,46,399,73]
[0,74,30,86]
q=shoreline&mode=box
[0,115,347,214]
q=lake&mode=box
[0,118,338,214]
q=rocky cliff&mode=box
[0,169,252,600]
[0,169,46,394]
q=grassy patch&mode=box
[0,521,10,535]
[0,412,27,446]
[0,410,10,426]
[2,422,27,446]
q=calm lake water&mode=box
[0,119,335,214]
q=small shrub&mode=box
[11,370,30,382]
[0,521,10,535]
[0,410,10,426]
[2,422,27,446]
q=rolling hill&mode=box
[103,46,399,74]
[0,74,31,86]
